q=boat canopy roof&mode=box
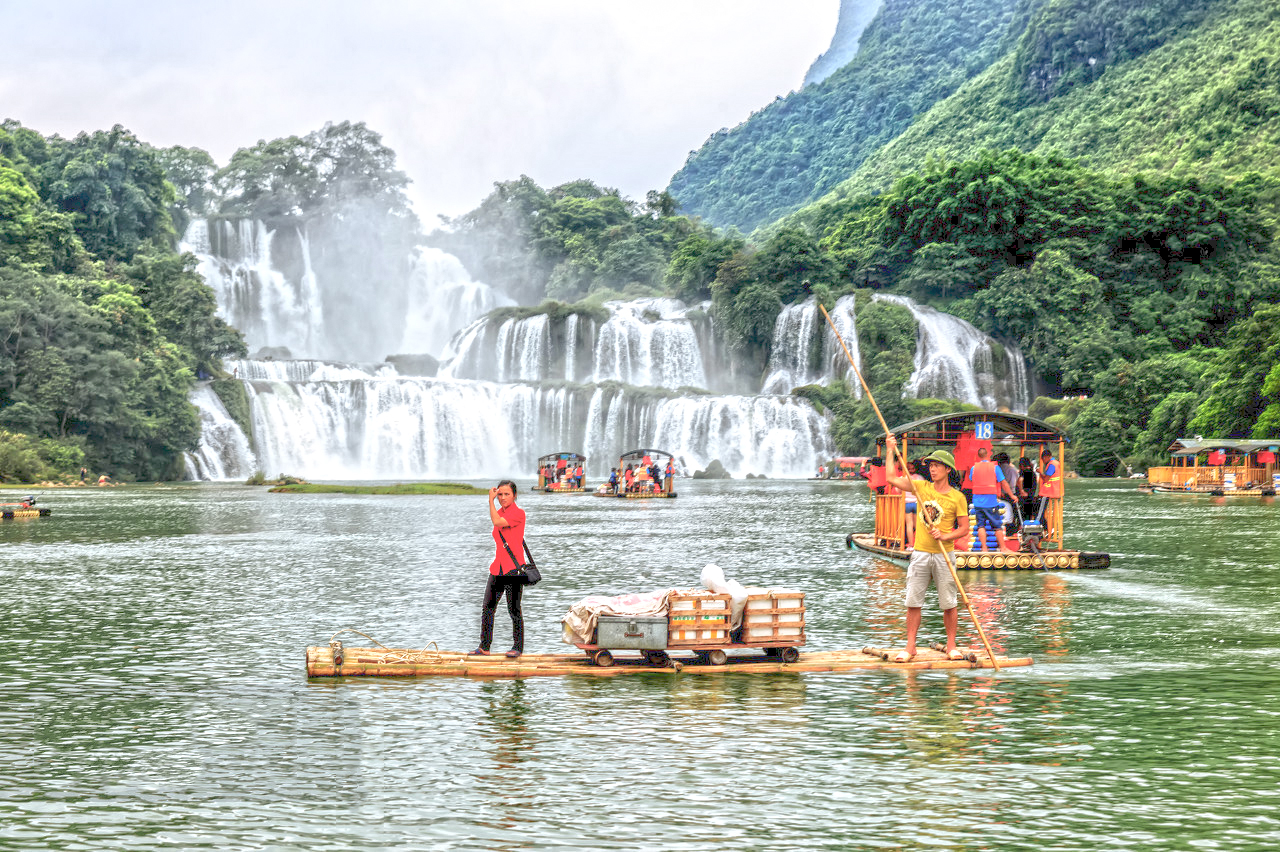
[833,456,868,467]
[537,451,586,464]
[1167,438,1279,456]
[876,411,1067,448]
[619,448,673,464]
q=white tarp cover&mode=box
[561,589,674,645]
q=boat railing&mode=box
[874,492,906,549]
[1147,465,1270,489]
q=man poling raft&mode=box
[819,303,1004,670]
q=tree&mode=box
[1189,304,1280,437]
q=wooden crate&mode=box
[741,590,805,645]
[667,592,731,646]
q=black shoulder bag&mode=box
[497,529,542,586]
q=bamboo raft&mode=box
[2,507,50,519]
[305,644,1031,678]
[848,533,1109,570]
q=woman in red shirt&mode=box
[472,480,527,657]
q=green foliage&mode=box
[1189,304,1280,438]
[0,429,49,483]
[1134,391,1200,466]
[211,379,253,441]
[667,0,1025,231]
[42,124,177,261]
[1068,399,1128,476]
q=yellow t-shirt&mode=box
[911,480,969,553]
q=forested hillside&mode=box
[809,0,1277,202]
[667,0,1023,232]
[655,0,1280,473]
[0,121,245,482]
[0,119,416,481]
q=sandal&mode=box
[893,650,916,663]
[947,648,967,661]
[470,648,492,656]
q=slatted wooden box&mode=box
[667,591,731,646]
[742,590,806,645]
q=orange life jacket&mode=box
[1040,457,1064,497]
[970,460,999,495]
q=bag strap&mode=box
[497,528,536,568]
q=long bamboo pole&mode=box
[819,303,1001,671]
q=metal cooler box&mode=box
[595,616,668,650]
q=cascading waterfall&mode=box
[874,294,1031,412]
[400,247,514,359]
[184,385,257,481]
[590,299,708,389]
[761,295,862,396]
[231,370,833,480]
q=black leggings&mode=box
[479,573,524,653]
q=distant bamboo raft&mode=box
[305,644,1031,678]
[1,508,50,519]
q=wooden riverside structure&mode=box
[537,451,588,493]
[1144,439,1278,496]
[847,411,1110,570]
[596,448,677,498]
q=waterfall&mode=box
[400,247,514,359]
[182,219,314,357]
[181,219,509,362]
[228,366,833,480]
[761,295,861,395]
[185,219,837,480]
[186,385,257,481]
[874,294,1031,411]
[590,299,708,389]
[442,298,709,390]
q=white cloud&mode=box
[1,1,838,220]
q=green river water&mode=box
[3,479,1278,851]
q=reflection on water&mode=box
[1,480,1278,849]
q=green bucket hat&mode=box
[921,449,957,471]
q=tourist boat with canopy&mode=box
[822,456,869,480]
[537,451,588,493]
[595,448,677,498]
[846,411,1110,570]
[1142,439,1278,496]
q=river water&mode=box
[3,480,1278,850]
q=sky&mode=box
[2,1,840,224]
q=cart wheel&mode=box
[593,650,614,668]
[780,647,800,664]
[644,651,671,667]
[707,649,728,666]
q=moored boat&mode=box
[847,411,1110,570]
[536,451,588,493]
[1144,439,1277,496]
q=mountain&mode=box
[803,0,885,88]
[666,0,1024,232]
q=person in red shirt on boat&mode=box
[969,445,1017,552]
[884,436,970,663]
[473,480,528,658]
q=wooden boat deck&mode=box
[305,645,1031,678]
[848,533,1110,570]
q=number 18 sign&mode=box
[975,421,994,441]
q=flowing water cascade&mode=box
[181,220,509,361]
[761,295,863,395]
[230,371,832,480]
[399,247,515,359]
[184,385,257,481]
[874,294,1031,411]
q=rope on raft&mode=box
[326,627,445,665]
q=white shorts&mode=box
[905,550,958,611]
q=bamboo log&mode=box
[306,646,1033,678]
